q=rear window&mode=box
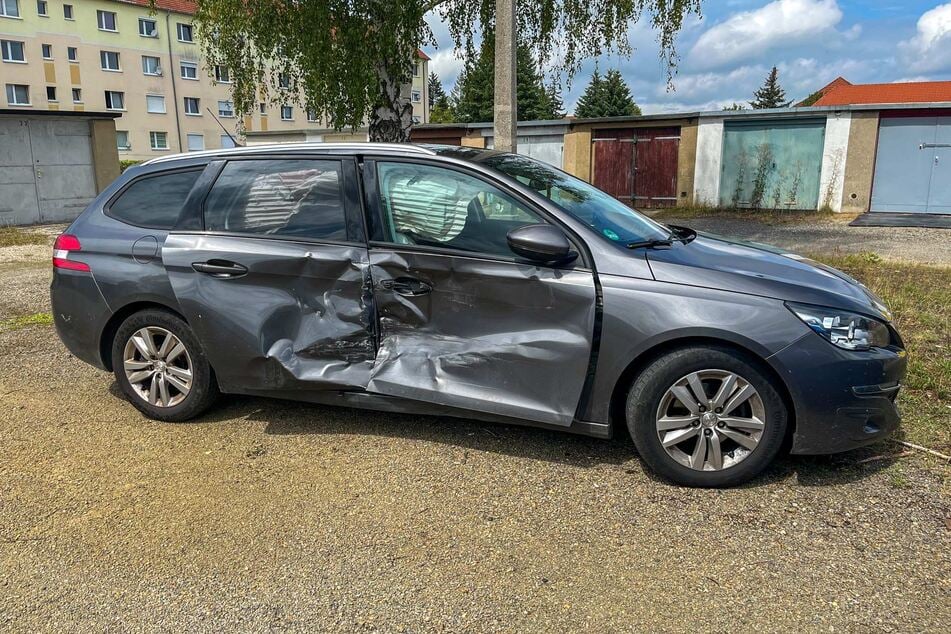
[203,159,347,241]
[108,169,202,229]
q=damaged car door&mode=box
[162,157,375,393]
[363,160,597,427]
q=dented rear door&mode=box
[162,156,376,393]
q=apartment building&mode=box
[1,0,430,160]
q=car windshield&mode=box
[478,153,671,246]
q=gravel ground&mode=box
[1,233,949,632]
[658,217,951,266]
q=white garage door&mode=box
[486,134,565,167]
[0,118,97,225]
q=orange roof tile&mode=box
[118,0,197,14]
[812,80,951,106]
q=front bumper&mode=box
[768,332,907,455]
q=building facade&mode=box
[1,0,429,160]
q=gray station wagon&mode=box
[50,143,906,487]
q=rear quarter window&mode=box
[107,169,203,229]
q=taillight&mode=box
[53,234,91,272]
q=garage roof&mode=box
[809,77,951,106]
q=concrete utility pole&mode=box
[493,0,517,153]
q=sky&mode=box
[423,0,951,115]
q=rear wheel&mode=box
[111,309,218,421]
[626,346,787,487]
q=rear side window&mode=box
[108,169,202,229]
[204,159,347,241]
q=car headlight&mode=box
[787,302,891,351]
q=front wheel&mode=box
[626,346,787,487]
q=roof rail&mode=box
[143,142,436,165]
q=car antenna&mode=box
[206,107,241,147]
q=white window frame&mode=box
[146,94,166,114]
[149,131,168,151]
[214,65,230,83]
[104,90,124,111]
[71,87,81,103]
[176,23,193,43]
[36,0,47,17]
[411,90,421,103]
[183,96,200,116]
[100,50,120,72]
[5,84,30,106]
[180,61,197,80]
[41,43,52,59]
[278,73,290,89]
[141,55,161,76]
[67,46,77,62]
[220,134,237,149]
[280,105,293,121]
[116,130,131,151]
[1,39,26,63]
[138,17,157,38]
[259,102,267,115]
[62,3,72,20]
[306,110,318,123]
[217,100,234,118]
[0,0,20,18]
[45,85,56,102]
[97,10,117,32]
[186,133,204,152]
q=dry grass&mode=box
[813,253,951,453]
[0,226,49,248]
[652,205,857,225]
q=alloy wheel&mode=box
[122,326,193,408]
[655,369,766,472]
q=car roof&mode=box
[142,142,442,166]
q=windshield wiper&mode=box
[626,237,674,249]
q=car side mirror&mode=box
[506,224,576,264]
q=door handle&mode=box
[191,260,248,278]
[380,276,432,296]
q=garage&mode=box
[0,111,120,225]
[591,127,681,208]
[871,114,951,214]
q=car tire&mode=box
[111,308,219,422]
[626,346,787,488]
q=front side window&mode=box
[375,162,545,257]
[183,96,200,115]
[109,169,202,228]
[177,23,193,42]
[149,131,168,150]
[0,0,19,18]
[104,90,124,110]
[100,50,120,71]
[217,100,233,117]
[138,17,156,37]
[186,133,204,151]
[97,10,116,31]
[5,83,30,105]
[180,61,197,79]
[116,130,130,150]
[204,159,348,241]
[141,55,161,75]
[146,94,165,113]
[1,39,25,62]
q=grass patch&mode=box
[652,205,853,225]
[812,254,951,454]
[0,227,49,248]
[0,312,53,333]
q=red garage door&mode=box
[592,127,680,208]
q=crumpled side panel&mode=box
[162,234,375,392]
[366,250,596,427]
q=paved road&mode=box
[1,238,949,632]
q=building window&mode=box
[183,96,200,115]
[187,133,204,152]
[278,73,290,89]
[67,46,76,61]
[177,23,193,42]
[280,105,293,120]
[141,55,161,75]
[100,50,120,71]
[45,85,55,101]
[149,131,168,151]
[36,0,46,16]
[146,94,166,114]
[214,65,230,83]
[306,109,318,123]
[411,90,421,103]
[180,61,197,80]
[0,0,19,18]
[116,130,130,151]
[62,3,72,19]
[217,100,234,117]
[259,102,267,115]
[5,84,30,105]
[41,43,52,59]
[414,62,420,77]
[104,90,124,110]
[71,87,81,102]
[97,10,117,32]
[138,17,157,37]
[1,40,25,62]
[220,134,237,149]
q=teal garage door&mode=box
[871,116,951,214]
[719,119,825,210]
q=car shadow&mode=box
[107,382,902,485]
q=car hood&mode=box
[644,231,891,320]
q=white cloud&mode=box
[428,48,466,88]
[899,3,951,73]
[689,0,844,69]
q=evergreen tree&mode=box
[430,94,456,123]
[573,68,640,117]
[750,66,789,109]
[722,102,746,111]
[428,71,448,110]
